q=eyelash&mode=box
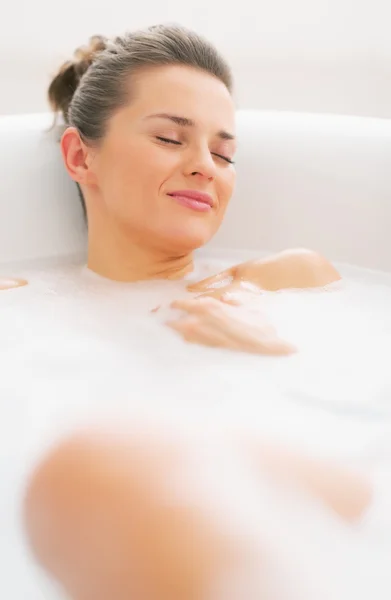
[155,136,235,165]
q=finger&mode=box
[186,269,233,292]
[195,288,238,304]
[219,290,257,306]
[258,338,297,356]
[220,295,241,306]
[170,297,222,314]
[217,329,296,356]
[199,306,295,356]
[219,289,264,306]
[198,280,262,304]
[169,316,296,355]
[166,315,199,333]
[167,316,231,348]
[219,293,242,306]
[217,313,295,355]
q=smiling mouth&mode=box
[168,190,214,212]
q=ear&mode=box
[60,127,97,186]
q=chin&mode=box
[159,221,216,255]
[164,228,215,254]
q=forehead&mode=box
[120,64,236,133]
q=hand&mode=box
[188,249,341,294]
[0,278,27,290]
[166,297,296,356]
[150,282,261,315]
[196,280,263,306]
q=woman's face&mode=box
[84,65,236,253]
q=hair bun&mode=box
[48,35,108,122]
[73,35,108,67]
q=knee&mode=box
[24,429,232,600]
[24,432,103,579]
[24,430,175,597]
[24,429,171,559]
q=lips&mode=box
[168,190,214,213]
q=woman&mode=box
[45,26,340,356]
[23,25,378,600]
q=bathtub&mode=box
[1,111,391,599]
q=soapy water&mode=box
[1,252,391,599]
[3,254,391,420]
[2,253,391,481]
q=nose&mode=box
[185,145,217,181]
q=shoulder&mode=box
[260,248,341,289]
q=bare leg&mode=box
[24,430,373,600]
[24,430,245,600]
[249,441,372,523]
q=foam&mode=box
[2,254,391,460]
[2,253,391,599]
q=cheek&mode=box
[98,141,178,201]
[217,171,236,211]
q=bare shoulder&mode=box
[263,248,341,288]
[238,248,341,291]
[188,248,340,294]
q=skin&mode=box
[16,59,364,600]
[252,442,372,524]
[3,69,341,351]
[0,278,27,290]
[167,296,297,356]
[188,248,342,296]
[61,64,237,282]
[25,429,372,600]
[24,432,240,600]
[60,63,340,356]
[165,250,341,353]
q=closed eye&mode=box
[212,152,235,165]
[156,136,181,145]
[156,137,234,164]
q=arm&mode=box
[0,277,27,290]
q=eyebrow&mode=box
[144,113,236,141]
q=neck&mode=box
[87,219,194,282]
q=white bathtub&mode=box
[1,111,391,599]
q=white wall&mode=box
[2,0,391,117]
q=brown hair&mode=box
[48,25,232,218]
[48,24,233,140]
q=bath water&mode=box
[1,252,391,599]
